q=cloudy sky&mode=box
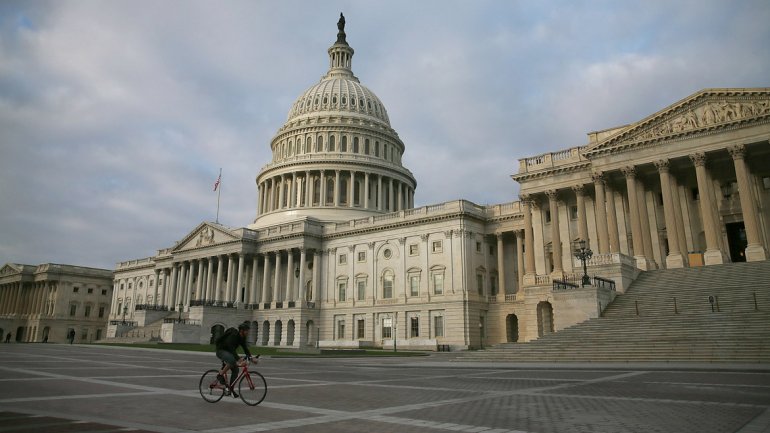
[1,1,768,270]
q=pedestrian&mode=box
[4,332,10,343]
[42,335,48,343]
[68,329,75,344]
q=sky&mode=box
[1,1,769,270]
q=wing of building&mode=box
[105,18,770,349]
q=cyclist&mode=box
[215,321,253,397]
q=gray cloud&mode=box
[1,0,768,269]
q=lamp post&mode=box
[574,239,593,287]
[393,312,398,353]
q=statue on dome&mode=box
[336,13,347,44]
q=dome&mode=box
[287,78,391,125]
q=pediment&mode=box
[585,88,770,156]
[173,222,239,252]
[0,263,22,276]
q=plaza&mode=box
[1,344,769,433]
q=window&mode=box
[357,319,365,339]
[489,245,495,255]
[434,316,444,337]
[87,288,93,294]
[409,244,418,256]
[336,319,345,340]
[73,287,79,293]
[382,317,392,339]
[339,254,347,265]
[432,241,443,253]
[101,289,107,295]
[383,248,392,259]
[338,281,347,302]
[357,280,366,301]
[433,273,444,295]
[383,272,394,298]
[410,317,419,338]
[545,210,551,223]
[491,276,498,296]
[84,305,91,317]
[476,242,482,253]
[120,283,124,290]
[69,304,77,316]
[357,251,366,262]
[410,275,420,297]
[477,274,484,295]
[570,205,578,220]
[98,306,105,318]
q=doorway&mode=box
[506,314,519,342]
[726,222,747,262]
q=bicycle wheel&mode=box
[199,369,225,403]
[238,371,267,406]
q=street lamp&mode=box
[574,239,593,287]
[393,312,398,353]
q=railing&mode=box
[505,294,518,302]
[486,296,498,304]
[593,276,616,291]
[162,318,201,325]
[109,320,137,326]
[553,279,580,290]
[552,275,616,291]
[535,275,552,285]
[573,252,635,268]
[135,304,169,311]
[189,300,235,308]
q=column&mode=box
[290,173,297,208]
[592,173,610,254]
[298,249,307,304]
[261,254,271,304]
[636,177,656,267]
[169,264,179,307]
[496,233,505,297]
[305,170,311,207]
[183,262,192,306]
[670,175,689,265]
[273,251,282,302]
[388,178,394,211]
[196,259,204,301]
[521,197,536,282]
[349,171,355,207]
[655,159,684,268]
[606,185,621,254]
[312,250,320,302]
[268,178,276,212]
[728,144,767,261]
[690,153,725,265]
[397,182,403,211]
[286,249,295,301]
[573,185,589,247]
[377,176,383,211]
[153,269,161,305]
[250,255,259,305]
[320,170,327,206]
[622,166,648,269]
[364,173,370,209]
[206,258,214,301]
[159,269,168,306]
[545,190,563,275]
[226,255,235,302]
[334,170,340,206]
[235,253,245,304]
[215,256,224,302]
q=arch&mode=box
[261,321,270,345]
[506,314,519,342]
[341,136,347,152]
[536,301,554,337]
[210,324,225,344]
[250,320,259,345]
[381,269,395,299]
[316,135,324,152]
[287,320,296,346]
[329,135,336,152]
[16,327,24,342]
[274,320,283,346]
[306,320,316,346]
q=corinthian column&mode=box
[690,152,724,265]
[521,196,536,285]
[592,172,610,254]
[572,185,590,248]
[545,190,563,276]
[655,159,684,268]
[622,166,649,269]
[496,233,505,297]
[728,144,767,261]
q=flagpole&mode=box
[215,168,222,224]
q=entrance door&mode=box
[506,314,519,342]
[726,222,747,262]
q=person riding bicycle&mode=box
[215,321,252,396]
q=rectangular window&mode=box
[434,316,444,337]
[357,319,365,339]
[102,289,107,295]
[73,287,79,293]
[98,306,105,318]
[489,245,495,255]
[383,276,393,298]
[84,305,91,317]
[569,205,578,220]
[477,274,484,295]
[382,318,392,339]
[409,244,418,256]
[336,319,345,340]
[339,254,347,265]
[410,317,419,338]
[338,282,347,302]
[476,242,482,252]
[357,251,366,262]
[69,304,77,316]
[357,280,366,301]
[432,241,442,253]
[433,273,444,295]
[87,288,93,294]
[409,275,419,297]
[491,276,497,296]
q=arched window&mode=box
[353,137,359,153]
[326,177,335,204]
[329,135,336,152]
[296,138,302,154]
[306,137,312,153]
[375,141,380,157]
[382,270,394,299]
[341,136,347,152]
[317,136,324,152]
[364,139,370,155]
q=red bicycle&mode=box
[199,355,267,406]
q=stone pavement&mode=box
[1,344,769,433]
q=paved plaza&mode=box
[1,344,769,433]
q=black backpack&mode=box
[215,327,238,347]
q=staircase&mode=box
[101,318,167,344]
[458,260,770,363]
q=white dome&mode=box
[287,78,391,125]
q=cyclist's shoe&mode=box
[231,390,239,398]
[223,388,231,396]
[217,374,226,385]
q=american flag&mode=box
[213,173,221,191]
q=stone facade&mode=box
[0,263,113,343]
[109,19,770,350]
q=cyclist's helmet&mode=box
[238,321,250,331]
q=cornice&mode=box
[511,161,592,183]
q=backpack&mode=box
[216,327,238,347]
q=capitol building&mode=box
[107,17,770,350]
